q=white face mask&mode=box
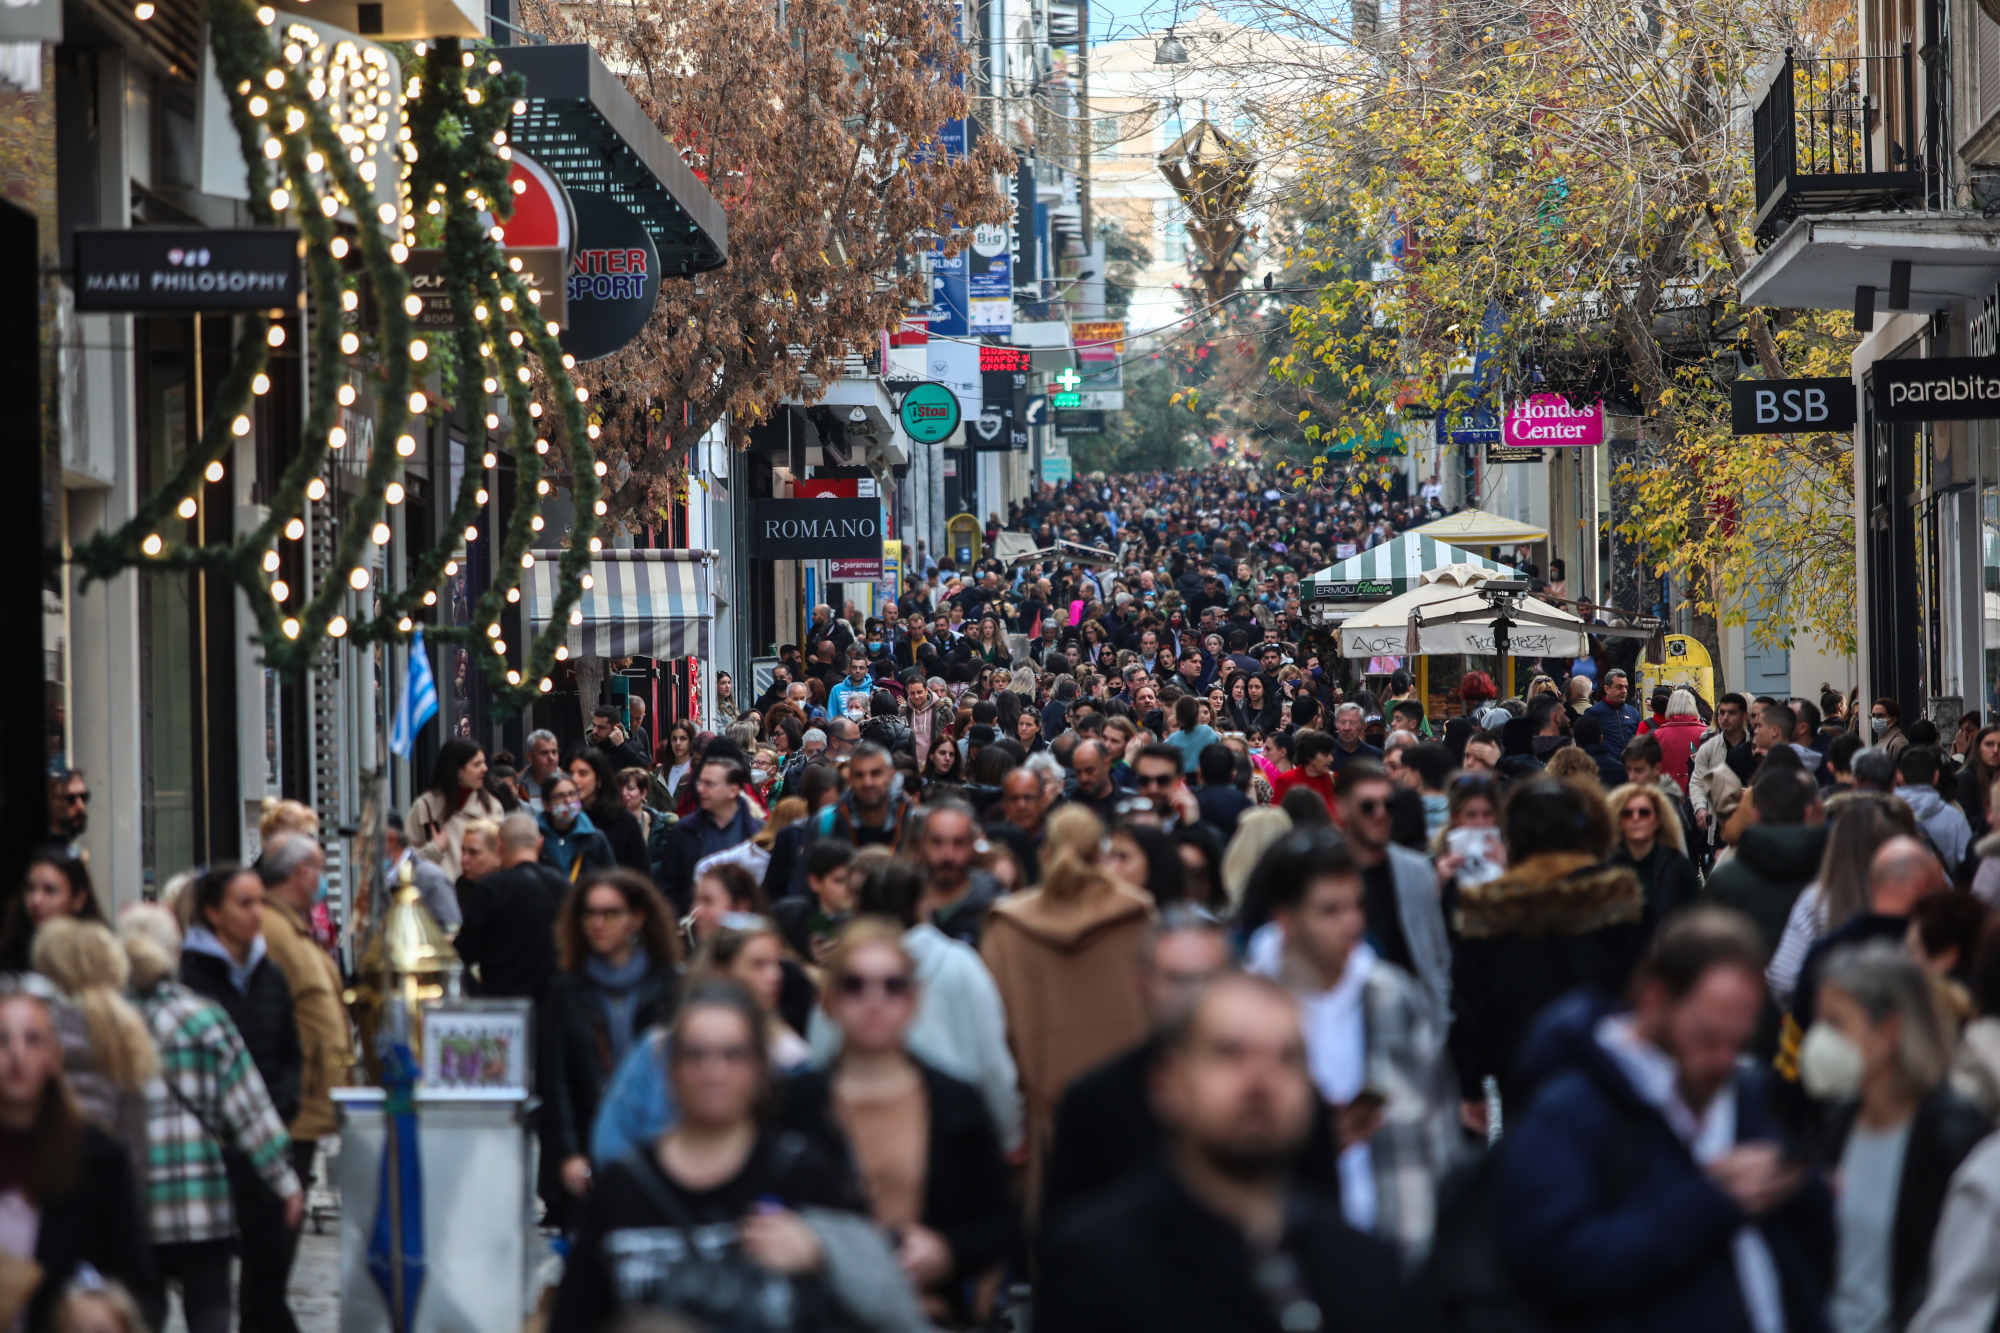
[750,768,770,786]
[1799,1021,1867,1101]
[1872,717,1889,736]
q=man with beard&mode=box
[1037,973,1408,1333]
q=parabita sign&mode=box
[751,499,884,558]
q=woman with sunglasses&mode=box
[780,920,1014,1324]
[1606,782,1701,933]
[552,978,924,1333]
[541,868,680,1229]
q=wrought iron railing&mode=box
[1752,47,1932,241]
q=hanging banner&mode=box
[928,241,970,338]
[1503,394,1604,447]
[1075,321,1125,408]
[560,191,659,362]
[968,223,1012,336]
[1730,377,1857,434]
[1872,358,2000,422]
[976,345,1030,452]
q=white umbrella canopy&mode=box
[1336,565,1589,658]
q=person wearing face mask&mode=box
[537,776,617,883]
[1804,942,1990,1333]
[1872,699,1910,765]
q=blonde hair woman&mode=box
[31,918,159,1188]
[1605,782,1701,930]
[1221,806,1293,910]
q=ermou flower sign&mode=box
[1502,394,1606,448]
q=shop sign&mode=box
[751,498,883,558]
[968,223,1012,335]
[1041,456,1073,481]
[73,229,301,311]
[1503,394,1604,447]
[404,247,569,329]
[977,349,1029,452]
[1730,377,1856,434]
[1053,409,1103,433]
[1486,440,1544,464]
[830,557,883,578]
[1075,320,1124,401]
[559,191,660,363]
[0,0,59,43]
[928,241,969,338]
[898,382,962,444]
[1051,392,1081,408]
[1317,580,1397,599]
[1872,357,2000,422]
[499,153,574,253]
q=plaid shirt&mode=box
[136,981,300,1244]
[1361,959,1461,1267]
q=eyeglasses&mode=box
[1620,806,1656,820]
[1136,772,1178,788]
[837,973,912,998]
[1350,798,1387,816]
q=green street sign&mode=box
[1051,392,1081,408]
[899,381,962,443]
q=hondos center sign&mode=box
[751,498,883,558]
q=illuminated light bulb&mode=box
[594,500,608,516]
[268,325,286,347]
[509,257,523,272]
[391,243,408,263]
[575,387,589,402]
[370,522,390,544]
[265,69,285,89]
[142,534,163,555]
[527,290,540,305]
[263,550,280,572]
[348,567,370,590]
[408,391,427,413]
[593,460,608,477]
[285,107,304,131]
[249,95,269,116]
[535,441,549,457]
[486,622,501,638]
[330,237,349,258]
[586,423,600,440]
[425,200,440,215]
[395,434,415,456]
[359,162,376,183]
[564,354,577,370]
[397,617,413,633]
[536,479,550,495]
[556,645,570,660]
[479,341,492,356]
[464,525,479,542]
[511,178,525,193]
[474,304,490,321]
[444,560,458,577]
[480,451,498,470]
[466,88,482,104]
[422,590,436,606]
[256,5,274,20]
[402,294,422,317]
[253,372,271,395]
[461,50,474,65]
[340,332,360,354]
[340,289,357,312]
[491,227,505,242]
[177,497,197,519]
[305,150,324,172]
[384,482,405,504]
[329,426,347,448]
[482,377,498,393]
[491,639,506,655]
[476,487,489,505]
[507,669,521,685]
[530,516,543,531]
[377,203,396,225]
[569,609,582,626]
[580,573,595,589]
[498,294,514,311]
[540,678,553,692]
[528,403,542,418]
[483,413,498,429]
[521,552,535,569]
[232,414,252,436]
[328,616,348,637]
[264,138,282,159]
[134,4,155,19]
[306,477,327,500]
[506,589,520,607]
[487,59,501,73]
[546,321,560,336]
[513,100,526,114]
[205,461,225,483]
[285,518,305,540]
[283,42,301,60]
[270,579,289,601]
[282,618,300,638]
[269,187,290,211]
[409,339,427,361]
[588,537,603,553]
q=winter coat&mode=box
[1702,823,1828,964]
[1448,851,1648,1112]
[541,962,678,1167]
[1907,1133,2000,1333]
[979,876,1154,1207]
[1949,1015,2000,1121]
[1897,784,1973,873]
[1495,989,1833,1333]
[177,934,304,1128]
[259,895,351,1141]
[28,1125,163,1333]
[1821,1086,1994,1331]
[780,1061,1016,1319]
[659,796,765,913]
[538,808,617,883]
[589,801,654,876]
[407,785,509,882]
[456,861,570,1001]
[1611,842,1702,933]
[1651,717,1708,795]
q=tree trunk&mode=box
[575,656,608,732]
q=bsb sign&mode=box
[1729,377,1857,434]
[1874,357,2000,423]
[751,498,883,558]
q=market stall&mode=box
[1407,507,1550,555]
[1306,533,1521,625]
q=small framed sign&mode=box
[421,999,532,1098]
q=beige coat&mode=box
[407,786,507,882]
[262,897,351,1141]
[979,875,1153,1215]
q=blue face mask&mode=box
[869,641,883,653]
[315,872,330,905]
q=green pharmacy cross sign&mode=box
[898,381,963,444]
[1055,367,1082,392]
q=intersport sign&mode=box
[751,499,883,558]
[1502,394,1605,447]
[1874,357,2000,422]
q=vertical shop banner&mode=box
[968,223,1013,336]
[976,346,1031,452]
[1074,321,1125,411]
[928,242,970,338]
[927,341,982,421]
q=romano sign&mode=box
[1874,357,2000,422]
[751,498,883,558]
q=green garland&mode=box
[65,4,599,714]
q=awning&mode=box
[528,548,712,660]
[1335,565,1588,658]
[1307,533,1518,601]
[1408,508,1548,546]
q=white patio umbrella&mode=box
[1336,565,1589,659]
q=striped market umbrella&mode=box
[1308,533,1519,603]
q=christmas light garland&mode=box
[66,1,601,711]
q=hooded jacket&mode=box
[1650,717,1707,795]
[1896,784,1972,872]
[1449,852,1647,1110]
[1496,990,1833,1333]
[1702,823,1828,965]
[979,874,1154,1204]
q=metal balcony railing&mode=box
[1751,47,1932,242]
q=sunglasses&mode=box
[1136,773,1178,788]
[1350,798,1388,816]
[1620,806,1656,820]
[837,973,912,999]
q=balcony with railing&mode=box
[1751,48,1932,244]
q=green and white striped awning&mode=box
[1308,533,1519,602]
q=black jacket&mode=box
[779,1062,1015,1313]
[1703,823,1828,966]
[1043,1036,1344,1226]
[1822,1086,1993,1330]
[457,862,570,1001]
[1037,1166,1408,1333]
[1449,852,1649,1111]
[590,802,653,876]
[178,947,303,1126]
[1195,784,1253,840]
[659,797,765,913]
[1612,842,1702,933]
[539,963,679,1165]
[30,1125,163,1332]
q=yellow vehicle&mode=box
[1637,634,1716,708]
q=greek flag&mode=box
[390,628,438,759]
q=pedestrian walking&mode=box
[405,737,508,882]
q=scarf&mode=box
[584,949,654,1068]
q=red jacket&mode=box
[1650,717,1707,794]
[1270,766,1335,813]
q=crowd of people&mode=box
[16,464,2000,1333]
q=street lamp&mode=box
[1154,30,1188,63]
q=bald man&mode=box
[1066,738,1124,823]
